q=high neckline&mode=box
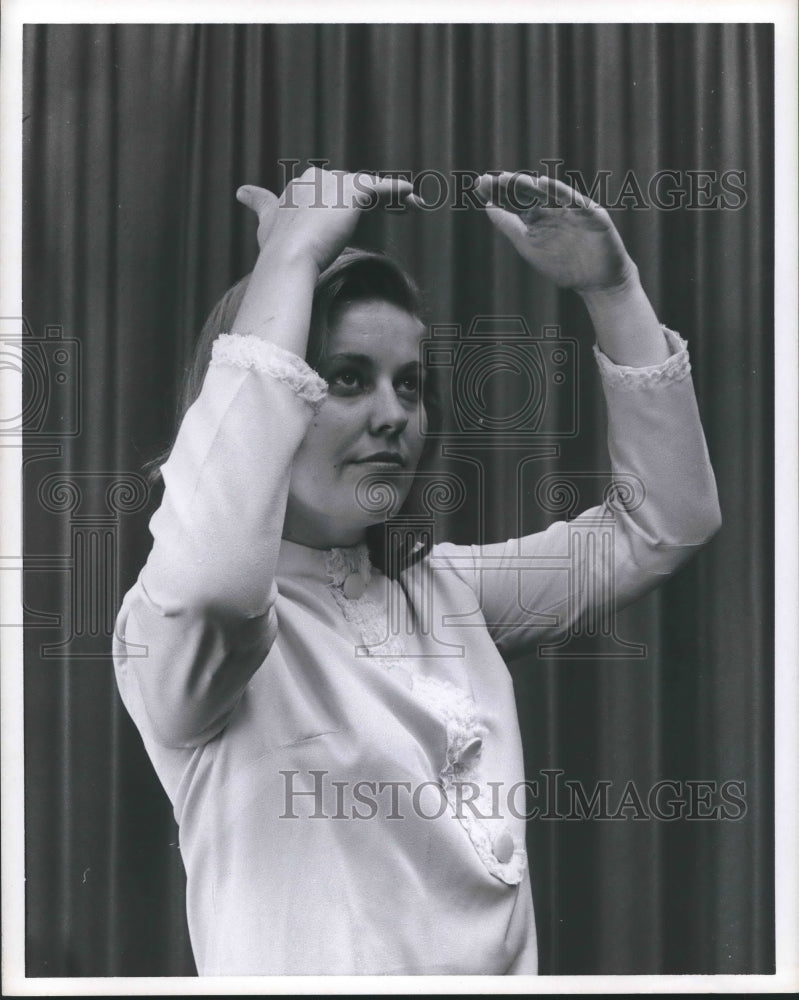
[323,542,371,588]
[277,537,372,589]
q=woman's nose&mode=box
[368,382,409,437]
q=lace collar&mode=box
[324,542,372,598]
[277,538,372,597]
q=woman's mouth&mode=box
[351,452,406,468]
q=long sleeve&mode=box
[433,327,721,658]
[113,335,328,748]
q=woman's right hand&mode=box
[237,167,415,273]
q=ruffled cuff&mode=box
[211,333,328,411]
[593,326,690,389]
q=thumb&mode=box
[236,185,278,217]
[484,202,529,245]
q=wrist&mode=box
[230,243,319,353]
[254,239,322,282]
[578,259,641,310]
[579,264,670,367]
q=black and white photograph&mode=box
[1,0,797,993]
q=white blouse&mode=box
[113,325,720,975]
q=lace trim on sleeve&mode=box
[593,326,690,389]
[211,333,328,411]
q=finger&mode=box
[473,172,530,204]
[403,192,427,210]
[483,201,530,244]
[474,171,552,214]
[236,185,278,216]
[473,174,496,205]
[531,174,598,211]
[350,172,416,206]
[373,176,415,198]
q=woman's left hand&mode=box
[474,172,637,295]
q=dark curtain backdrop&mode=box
[22,23,773,977]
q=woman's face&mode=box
[283,298,427,549]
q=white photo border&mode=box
[2,1,796,994]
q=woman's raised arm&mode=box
[438,172,721,657]
[113,169,414,749]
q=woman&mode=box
[113,167,721,975]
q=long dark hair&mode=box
[147,247,442,577]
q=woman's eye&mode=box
[396,374,420,397]
[329,370,363,392]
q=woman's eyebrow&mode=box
[396,360,424,380]
[323,353,422,372]
[324,352,372,366]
